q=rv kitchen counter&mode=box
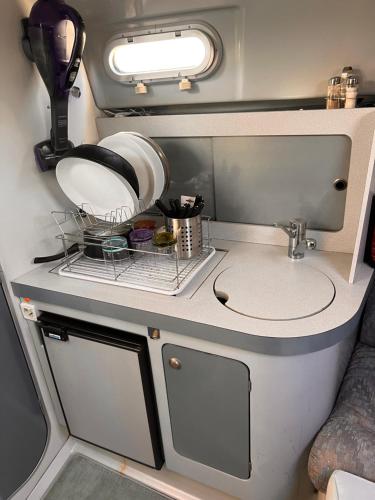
[12,239,373,355]
[12,239,374,500]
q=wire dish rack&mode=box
[50,205,216,295]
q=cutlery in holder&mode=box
[167,215,202,259]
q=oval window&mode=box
[104,25,221,83]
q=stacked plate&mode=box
[56,132,169,222]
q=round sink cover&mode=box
[214,260,335,320]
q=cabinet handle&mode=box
[169,357,182,370]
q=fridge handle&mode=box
[38,323,69,342]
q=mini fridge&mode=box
[39,312,163,469]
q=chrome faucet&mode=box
[274,218,317,260]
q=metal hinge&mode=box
[249,379,252,392]
[249,461,252,475]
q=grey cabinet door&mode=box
[162,344,250,479]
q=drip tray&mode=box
[57,247,216,296]
[214,261,335,321]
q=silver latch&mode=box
[169,357,182,369]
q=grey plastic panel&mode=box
[213,135,351,230]
[0,286,47,499]
[154,138,215,217]
[44,334,157,467]
[162,344,250,478]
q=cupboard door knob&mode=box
[169,357,182,369]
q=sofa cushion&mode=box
[360,281,375,347]
[308,342,375,492]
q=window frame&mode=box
[104,23,222,84]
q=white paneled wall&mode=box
[0,2,99,498]
[71,0,375,108]
[0,0,99,282]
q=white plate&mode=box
[128,132,170,193]
[56,157,139,221]
[98,133,154,211]
[123,132,166,202]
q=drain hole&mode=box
[215,290,229,305]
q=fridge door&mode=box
[40,314,163,469]
[0,283,47,499]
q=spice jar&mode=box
[344,76,359,109]
[340,66,354,104]
[326,76,341,109]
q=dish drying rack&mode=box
[50,205,216,295]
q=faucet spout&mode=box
[275,218,316,260]
[274,222,296,238]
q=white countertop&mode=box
[12,240,374,354]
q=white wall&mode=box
[0,0,99,282]
[71,0,375,108]
[0,1,99,497]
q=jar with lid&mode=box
[102,236,130,263]
[344,76,359,109]
[340,66,354,103]
[153,231,177,255]
[128,228,154,255]
[326,76,341,109]
[134,219,157,231]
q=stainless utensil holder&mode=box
[167,215,202,259]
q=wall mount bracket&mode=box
[20,1,85,172]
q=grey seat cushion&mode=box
[360,281,375,347]
[308,342,375,492]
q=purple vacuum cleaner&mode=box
[22,0,85,171]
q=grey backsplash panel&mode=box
[153,138,215,218]
[153,135,351,231]
[213,135,351,231]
